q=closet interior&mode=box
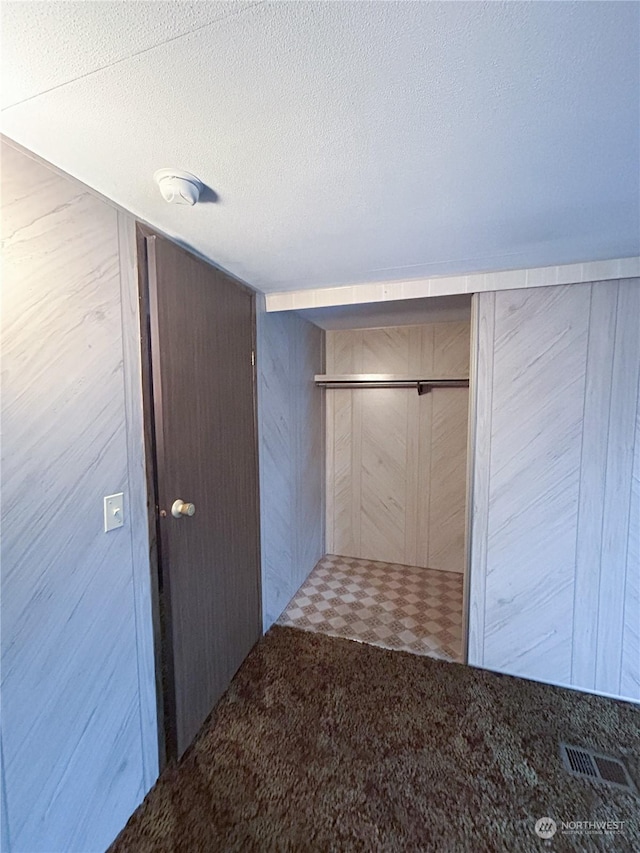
[278,294,473,663]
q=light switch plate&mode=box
[104,492,125,532]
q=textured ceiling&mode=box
[2,1,638,293]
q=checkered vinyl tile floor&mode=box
[278,554,464,662]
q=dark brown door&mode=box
[144,232,261,759]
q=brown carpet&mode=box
[110,626,639,853]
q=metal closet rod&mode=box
[314,375,469,396]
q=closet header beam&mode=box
[314,374,469,395]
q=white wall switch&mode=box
[104,493,125,532]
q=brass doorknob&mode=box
[171,499,196,518]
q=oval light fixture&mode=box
[154,169,202,205]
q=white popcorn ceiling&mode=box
[1,1,638,293]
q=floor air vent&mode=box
[560,743,637,794]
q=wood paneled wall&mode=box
[256,304,325,628]
[326,322,470,572]
[468,280,640,703]
[0,141,157,851]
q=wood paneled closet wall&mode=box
[325,322,470,572]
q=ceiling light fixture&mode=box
[154,169,202,205]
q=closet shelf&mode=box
[314,374,469,395]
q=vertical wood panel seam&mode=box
[609,285,636,694]
[405,327,420,566]
[328,390,332,554]
[417,328,426,564]
[430,324,435,375]
[290,321,298,583]
[571,283,618,689]
[328,389,334,554]
[332,338,336,556]
[422,327,434,568]
[618,365,640,694]
[1,731,11,853]
[425,325,436,568]
[613,282,640,694]
[354,334,363,555]
[570,284,593,686]
[404,387,411,562]
[325,334,334,555]
[465,295,493,664]
[480,294,496,666]
[255,300,266,624]
[593,286,620,687]
[298,321,305,574]
[461,296,479,663]
[354,390,362,556]
[404,332,410,563]
[405,330,412,563]
[320,329,326,556]
[293,321,301,577]
[426,395,435,568]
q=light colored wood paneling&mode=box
[257,309,294,626]
[325,387,335,555]
[415,390,434,569]
[418,324,435,375]
[433,321,470,376]
[621,375,640,700]
[428,389,469,572]
[332,390,357,558]
[328,328,362,373]
[328,330,363,559]
[595,280,640,696]
[571,284,616,690]
[360,389,408,563]
[467,293,495,667]
[361,327,410,373]
[1,142,149,851]
[326,322,470,572]
[483,286,589,684]
[325,334,335,554]
[294,312,326,576]
[470,279,640,703]
[350,388,364,555]
[404,331,422,566]
[257,304,324,629]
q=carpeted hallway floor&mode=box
[110,626,639,853]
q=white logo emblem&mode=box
[535,817,558,838]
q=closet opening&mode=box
[278,293,474,664]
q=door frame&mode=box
[135,223,262,766]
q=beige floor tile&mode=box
[278,555,464,662]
